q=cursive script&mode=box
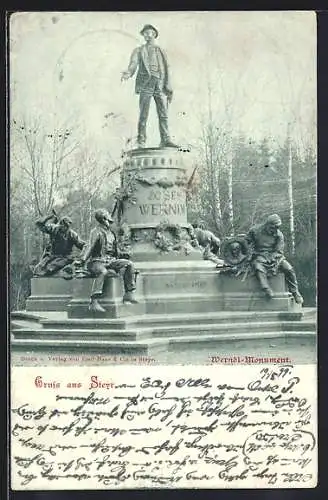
[11,365,317,489]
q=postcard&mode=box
[9,11,317,489]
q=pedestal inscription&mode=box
[134,186,186,224]
[119,147,202,261]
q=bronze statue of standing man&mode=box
[121,24,179,149]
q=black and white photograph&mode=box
[9,11,317,489]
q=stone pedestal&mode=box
[67,277,146,319]
[26,278,73,312]
[25,270,298,317]
[121,147,202,261]
[138,262,297,314]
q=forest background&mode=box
[9,12,316,309]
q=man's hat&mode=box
[266,214,282,226]
[59,216,72,226]
[95,209,113,223]
[140,24,159,38]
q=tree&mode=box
[11,114,81,217]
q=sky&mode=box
[10,11,316,161]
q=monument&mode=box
[11,25,315,358]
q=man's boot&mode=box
[89,297,106,313]
[255,271,274,299]
[61,266,74,280]
[160,139,180,148]
[263,287,274,299]
[292,291,304,305]
[123,291,138,304]
[284,270,304,305]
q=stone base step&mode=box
[11,317,315,346]
[10,306,316,358]
[11,329,316,357]
[11,311,47,322]
[10,337,167,355]
[12,328,151,341]
[11,319,44,330]
[167,330,316,347]
[11,308,316,331]
[151,320,316,337]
